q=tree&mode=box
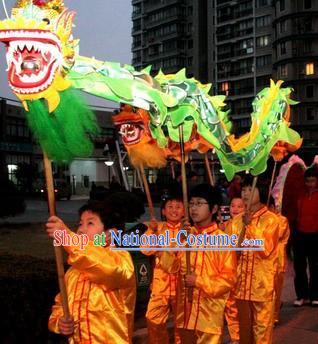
[0,177,25,218]
[14,162,39,193]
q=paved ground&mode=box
[132,260,318,343]
[0,198,160,224]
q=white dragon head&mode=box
[0,0,78,111]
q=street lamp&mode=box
[104,161,114,187]
[104,161,114,167]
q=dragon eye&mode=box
[42,18,50,24]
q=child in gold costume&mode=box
[233,177,280,344]
[47,201,136,344]
[141,194,184,344]
[161,184,237,344]
[268,200,290,324]
[223,197,246,344]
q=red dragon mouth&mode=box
[117,123,145,145]
[0,29,62,94]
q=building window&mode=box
[306,85,314,98]
[132,4,141,15]
[280,20,287,33]
[280,0,285,11]
[258,0,271,6]
[256,15,271,28]
[148,45,160,56]
[280,64,288,77]
[257,75,270,87]
[132,35,141,48]
[6,117,30,138]
[163,40,176,52]
[188,57,193,66]
[305,62,314,75]
[306,108,314,120]
[7,164,18,183]
[188,23,193,34]
[256,35,270,48]
[304,18,312,31]
[221,82,230,95]
[238,38,254,55]
[304,0,312,9]
[280,42,286,55]
[304,41,312,53]
[256,55,272,67]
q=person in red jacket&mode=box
[293,167,318,307]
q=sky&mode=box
[0,0,132,107]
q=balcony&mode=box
[233,9,253,18]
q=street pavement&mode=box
[0,198,161,224]
[133,260,318,343]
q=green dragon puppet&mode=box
[0,0,302,179]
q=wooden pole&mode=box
[170,160,176,180]
[139,166,155,219]
[204,152,215,186]
[43,152,70,319]
[237,176,258,253]
[178,125,192,303]
[267,161,277,207]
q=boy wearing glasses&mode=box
[161,184,237,343]
[141,194,184,344]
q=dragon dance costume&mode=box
[272,213,290,323]
[49,230,136,344]
[232,206,280,344]
[141,221,181,344]
[223,218,240,343]
[160,223,237,343]
[0,3,305,342]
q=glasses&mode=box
[189,202,209,208]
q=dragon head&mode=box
[112,105,167,169]
[112,104,214,168]
[0,0,77,111]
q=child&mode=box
[223,197,246,344]
[161,184,237,343]
[141,194,184,344]
[232,177,280,344]
[268,199,290,324]
[47,201,136,343]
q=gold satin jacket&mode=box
[160,223,237,335]
[272,212,290,272]
[49,230,136,344]
[233,206,280,302]
[224,218,235,236]
[141,221,180,296]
